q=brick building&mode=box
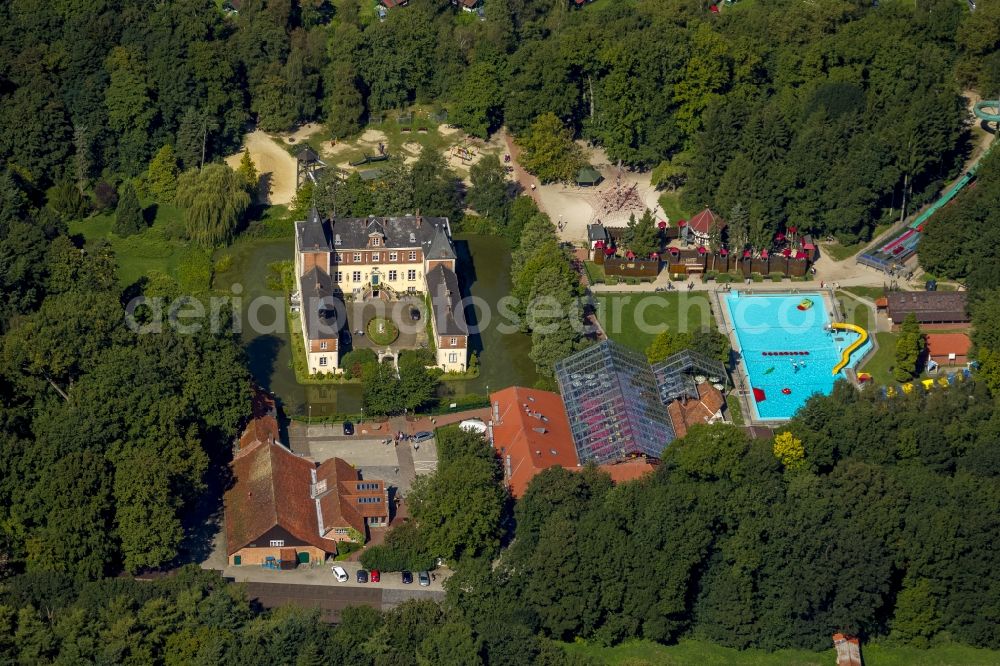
[294,209,468,373]
[224,435,388,568]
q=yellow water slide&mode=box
[831,323,869,375]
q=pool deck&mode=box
[712,286,878,425]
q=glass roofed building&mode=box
[554,340,676,465]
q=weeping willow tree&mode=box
[175,164,251,247]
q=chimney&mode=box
[416,209,422,227]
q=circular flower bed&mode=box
[366,317,399,345]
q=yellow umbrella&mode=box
[922,379,935,391]
[937,377,950,388]
[902,383,914,394]
[886,386,897,398]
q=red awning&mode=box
[594,240,605,248]
[742,250,751,258]
[626,251,635,259]
[795,251,807,259]
[697,246,707,254]
[760,249,769,259]
[781,248,792,257]
[658,220,667,229]
[802,242,815,251]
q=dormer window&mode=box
[371,236,381,246]
[334,234,342,246]
[409,232,416,243]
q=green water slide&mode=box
[974,99,1000,124]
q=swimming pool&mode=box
[724,292,872,420]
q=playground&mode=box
[225,130,298,205]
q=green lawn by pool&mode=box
[594,292,718,355]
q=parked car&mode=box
[357,569,368,583]
[412,431,434,443]
[410,308,421,321]
[343,421,355,436]
[401,570,413,584]
[418,571,431,587]
[331,566,349,582]
[370,569,380,583]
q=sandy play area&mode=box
[533,146,662,243]
[225,130,298,205]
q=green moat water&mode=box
[214,234,538,417]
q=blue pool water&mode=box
[724,292,872,420]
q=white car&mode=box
[331,565,349,582]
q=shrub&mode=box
[751,272,764,283]
[359,522,436,572]
[94,181,119,212]
[770,272,785,282]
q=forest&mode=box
[0,0,990,245]
[3,385,999,663]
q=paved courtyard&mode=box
[344,298,426,352]
[288,422,438,495]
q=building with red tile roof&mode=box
[598,458,658,483]
[224,436,388,567]
[665,382,726,438]
[687,208,726,246]
[925,333,971,366]
[490,387,581,497]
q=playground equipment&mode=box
[830,322,868,375]
[451,144,477,163]
[598,162,644,214]
[858,99,1000,271]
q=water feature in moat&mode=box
[213,233,537,417]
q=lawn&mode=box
[584,261,606,284]
[820,223,891,262]
[594,292,718,355]
[69,203,213,292]
[726,394,744,426]
[842,285,886,301]
[860,331,900,386]
[560,638,1000,666]
[837,292,874,331]
[658,190,693,222]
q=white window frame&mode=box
[408,269,417,281]
[353,253,362,262]
[388,270,398,281]
[372,236,380,246]
[335,252,343,262]
[269,539,285,547]
[319,357,328,367]
[448,353,458,363]
[409,251,417,261]
[320,342,328,350]
[372,252,380,262]
[389,252,397,261]
[353,271,362,282]
[450,337,457,345]
[335,271,342,282]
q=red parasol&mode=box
[760,249,769,259]
[626,251,635,260]
[742,250,751,258]
[594,240,605,249]
[788,225,798,234]
[697,246,707,254]
[719,248,729,256]
[795,251,807,260]
[781,248,792,257]
[658,220,667,229]
[775,232,786,242]
[605,247,615,256]
[677,219,687,227]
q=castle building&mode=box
[294,209,469,374]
